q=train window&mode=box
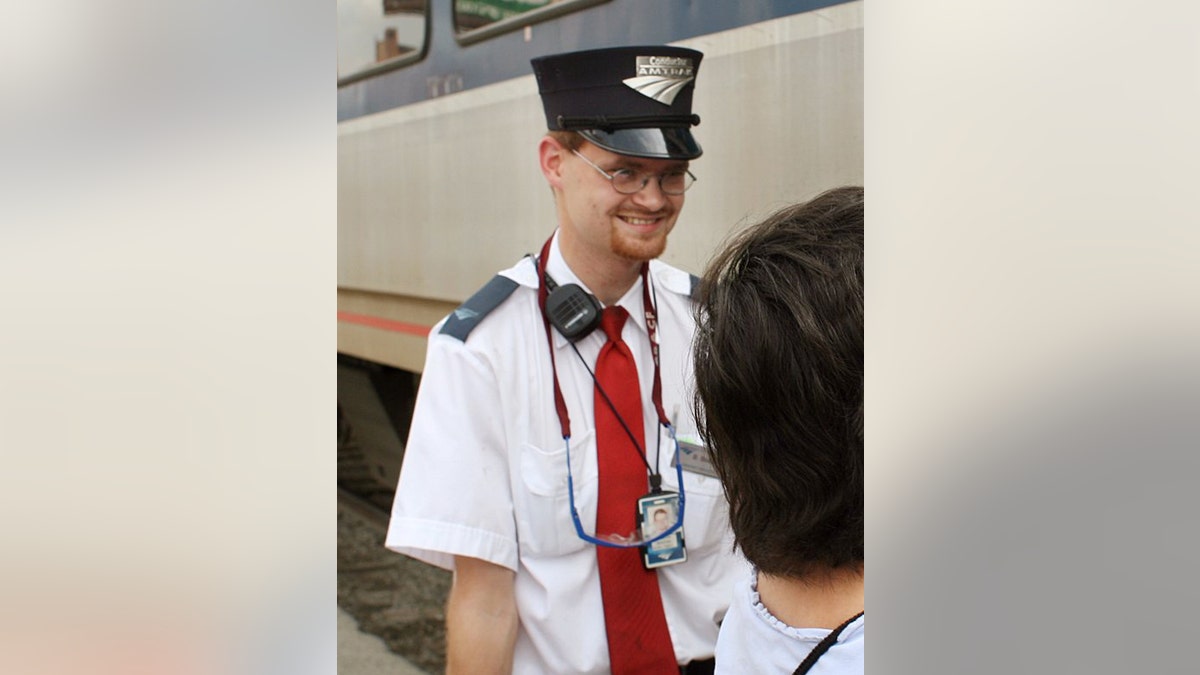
[337,0,429,84]
[453,0,609,45]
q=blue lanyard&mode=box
[563,430,687,548]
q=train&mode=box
[337,0,864,505]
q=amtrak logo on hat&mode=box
[623,56,696,106]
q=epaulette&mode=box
[439,275,520,341]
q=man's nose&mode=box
[630,176,670,209]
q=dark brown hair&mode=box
[693,186,864,578]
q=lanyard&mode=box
[792,611,864,675]
[535,236,670,469]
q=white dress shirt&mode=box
[387,233,748,673]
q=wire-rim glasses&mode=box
[572,149,696,195]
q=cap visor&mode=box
[578,128,702,160]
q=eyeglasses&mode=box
[564,423,688,548]
[572,149,696,195]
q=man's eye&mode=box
[611,169,638,179]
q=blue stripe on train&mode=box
[338,0,853,122]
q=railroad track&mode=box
[338,422,450,673]
[337,405,401,514]
[338,485,390,528]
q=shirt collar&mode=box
[544,231,649,349]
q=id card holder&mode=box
[636,491,687,570]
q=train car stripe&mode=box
[338,311,432,337]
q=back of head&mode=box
[693,186,864,578]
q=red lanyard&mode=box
[535,236,670,441]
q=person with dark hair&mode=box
[386,45,746,674]
[693,186,864,674]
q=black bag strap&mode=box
[792,611,863,675]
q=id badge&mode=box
[637,491,687,569]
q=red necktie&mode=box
[594,306,677,674]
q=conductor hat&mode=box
[531,45,704,160]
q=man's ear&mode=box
[538,135,567,189]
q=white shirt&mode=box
[715,572,864,674]
[387,234,748,673]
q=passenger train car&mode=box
[337,0,864,504]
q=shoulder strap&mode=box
[439,275,520,341]
[792,611,864,675]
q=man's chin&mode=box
[613,233,669,262]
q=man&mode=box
[387,46,745,674]
[692,187,864,674]
[651,507,672,535]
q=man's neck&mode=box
[756,566,864,630]
[556,235,644,306]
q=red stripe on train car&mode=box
[337,311,432,337]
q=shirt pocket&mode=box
[515,430,594,558]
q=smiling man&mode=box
[386,46,746,674]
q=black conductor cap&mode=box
[531,45,704,160]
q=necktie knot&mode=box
[600,306,628,343]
